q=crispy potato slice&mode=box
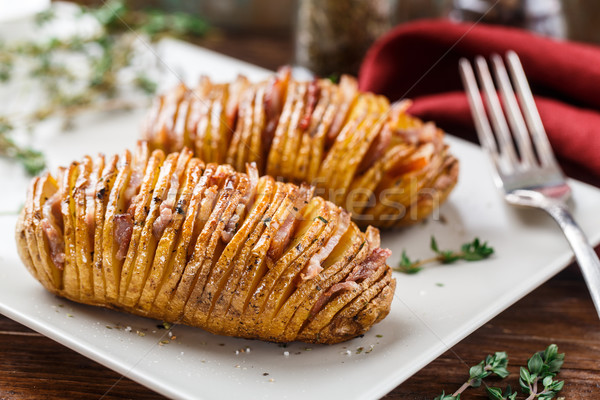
[365,143,444,227]
[185,174,250,326]
[151,83,187,154]
[102,150,132,304]
[225,77,251,168]
[331,96,388,199]
[316,95,369,197]
[150,163,218,317]
[267,207,350,340]
[224,178,288,331]
[313,269,395,344]
[61,162,81,298]
[299,248,389,339]
[137,158,203,313]
[281,224,368,341]
[210,84,229,164]
[265,81,297,178]
[208,176,276,335]
[256,200,338,339]
[15,204,37,282]
[33,174,65,291]
[172,91,193,152]
[307,88,337,184]
[141,94,164,148]
[73,156,94,301]
[231,182,298,336]
[294,79,331,183]
[280,82,307,179]
[249,84,266,173]
[201,85,221,164]
[82,155,105,303]
[324,95,379,197]
[92,154,118,303]
[225,75,250,128]
[164,165,236,322]
[22,177,52,289]
[238,186,321,337]
[398,154,459,228]
[120,150,192,308]
[326,74,359,144]
[190,76,214,159]
[345,143,414,219]
[234,86,256,171]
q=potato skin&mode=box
[15,143,395,344]
[142,68,459,228]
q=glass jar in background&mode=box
[449,0,566,39]
[295,0,398,77]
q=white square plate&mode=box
[2,39,600,400]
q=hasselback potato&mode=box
[142,67,459,228]
[15,142,395,344]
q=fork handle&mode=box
[546,204,600,319]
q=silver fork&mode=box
[459,51,600,318]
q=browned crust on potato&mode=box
[141,70,458,228]
[15,144,396,344]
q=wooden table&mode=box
[2,31,599,400]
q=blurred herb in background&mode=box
[0,0,208,175]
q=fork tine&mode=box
[474,56,520,172]
[458,59,500,159]
[490,54,537,168]
[505,51,558,168]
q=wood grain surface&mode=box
[2,29,599,400]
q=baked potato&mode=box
[15,142,395,344]
[142,67,459,228]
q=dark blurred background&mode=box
[66,0,600,77]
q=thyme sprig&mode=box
[0,0,208,174]
[434,352,509,400]
[395,236,494,274]
[434,345,565,400]
[507,344,564,400]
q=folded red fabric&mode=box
[358,19,600,179]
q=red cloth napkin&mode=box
[358,19,600,181]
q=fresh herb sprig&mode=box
[434,345,565,400]
[434,352,509,400]
[395,236,494,274]
[0,0,208,174]
[508,344,564,400]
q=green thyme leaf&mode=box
[395,236,494,274]
[528,352,544,375]
[395,250,421,274]
[434,391,459,400]
[486,385,517,400]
